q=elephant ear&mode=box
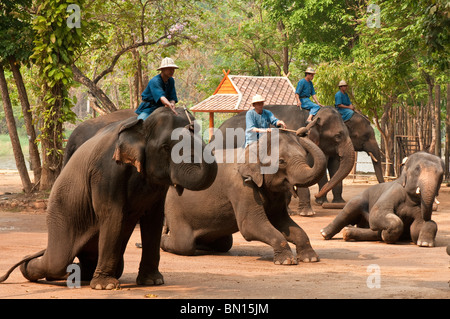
[237,163,263,187]
[112,118,145,173]
[237,144,263,187]
[307,117,320,145]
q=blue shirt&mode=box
[136,74,178,114]
[335,91,354,121]
[334,91,351,107]
[245,109,280,147]
[295,78,316,98]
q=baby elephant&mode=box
[161,131,327,265]
[321,152,444,247]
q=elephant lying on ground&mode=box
[0,107,217,289]
[320,152,443,246]
[161,131,327,264]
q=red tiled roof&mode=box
[190,75,296,112]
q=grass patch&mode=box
[0,134,30,157]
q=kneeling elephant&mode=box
[321,152,443,247]
[0,108,217,289]
[161,131,327,264]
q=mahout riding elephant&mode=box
[161,131,327,264]
[320,151,443,247]
[0,107,217,289]
[63,109,138,166]
[216,105,356,216]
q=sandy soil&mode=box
[0,171,449,300]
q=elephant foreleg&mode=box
[269,210,319,263]
[137,203,166,286]
[295,187,316,216]
[410,219,437,247]
[328,157,345,203]
[90,213,137,290]
[235,203,296,265]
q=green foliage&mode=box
[31,0,88,157]
[0,0,34,63]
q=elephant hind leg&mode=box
[21,250,72,282]
[343,227,381,241]
[160,224,196,256]
[196,235,233,253]
[22,228,98,282]
[321,196,367,240]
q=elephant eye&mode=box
[161,143,170,152]
[279,158,287,166]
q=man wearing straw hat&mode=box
[295,67,323,123]
[244,94,286,148]
[334,80,355,122]
[135,57,179,120]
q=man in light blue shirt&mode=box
[334,80,355,122]
[295,67,323,123]
[245,94,286,147]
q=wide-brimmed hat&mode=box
[157,57,179,70]
[251,94,265,104]
[305,67,316,74]
[338,80,348,87]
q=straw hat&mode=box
[305,67,316,74]
[251,94,265,104]
[338,80,348,87]
[157,57,179,70]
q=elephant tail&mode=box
[0,249,45,283]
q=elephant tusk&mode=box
[416,187,420,195]
[435,197,440,205]
[293,185,298,191]
[368,152,378,163]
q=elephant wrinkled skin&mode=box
[0,107,217,289]
[321,152,444,247]
[161,132,327,265]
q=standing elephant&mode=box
[0,107,217,289]
[320,152,443,246]
[216,105,355,216]
[161,131,327,264]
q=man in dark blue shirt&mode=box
[135,57,179,120]
[295,67,323,123]
[334,80,355,122]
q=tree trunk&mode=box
[0,63,33,193]
[8,57,42,183]
[423,72,436,153]
[39,85,64,191]
[277,20,289,76]
[72,64,117,113]
[435,84,441,156]
[445,83,450,181]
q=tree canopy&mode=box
[0,0,449,190]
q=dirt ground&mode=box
[0,170,449,300]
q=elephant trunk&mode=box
[315,139,355,198]
[365,140,384,183]
[170,133,218,192]
[288,137,327,188]
[418,177,440,221]
[171,159,218,192]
